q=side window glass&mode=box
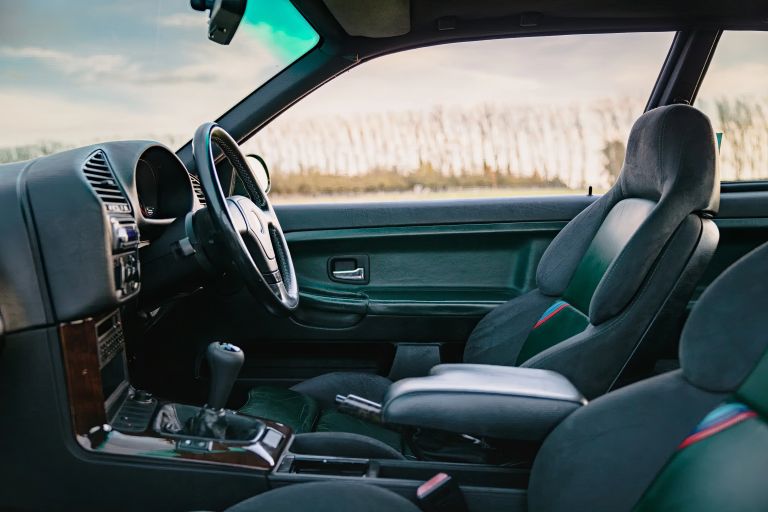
[244,33,674,204]
[696,31,768,182]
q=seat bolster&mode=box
[589,211,702,325]
[680,241,768,392]
[536,187,622,296]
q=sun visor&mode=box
[323,0,411,37]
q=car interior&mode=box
[1,1,767,511]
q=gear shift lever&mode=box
[155,341,264,443]
[206,342,244,410]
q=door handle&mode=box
[328,255,370,284]
[332,267,365,281]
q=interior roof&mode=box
[410,0,768,20]
[310,0,768,46]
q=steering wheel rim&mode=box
[192,122,299,315]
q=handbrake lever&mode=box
[335,394,383,423]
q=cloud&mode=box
[697,62,768,99]
[277,32,675,120]
[0,0,322,148]
[0,35,281,89]
[0,88,160,146]
[0,33,290,147]
[0,46,138,80]
[156,12,206,29]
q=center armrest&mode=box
[381,364,586,441]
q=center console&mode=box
[59,311,578,511]
[59,310,289,470]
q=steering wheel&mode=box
[192,122,299,315]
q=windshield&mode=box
[0,0,319,161]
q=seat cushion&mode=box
[291,371,393,409]
[240,382,404,451]
[224,481,420,512]
[463,288,554,366]
[239,386,319,433]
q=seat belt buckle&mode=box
[335,394,383,423]
[416,473,467,512]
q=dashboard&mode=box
[0,140,205,332]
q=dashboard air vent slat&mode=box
[83,151,132,213]
[189,174,206,206]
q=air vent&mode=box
[190,173,206,206]
[83,151,131,213]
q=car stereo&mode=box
[95,310,129,415]
[110,216,141,299]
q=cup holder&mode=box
[284,457,372,477]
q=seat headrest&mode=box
[619,104,719,214]
[680,242,768,392]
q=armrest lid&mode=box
[382,364,586,441]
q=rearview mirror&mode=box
[190,0,247,45]
[246,154,271,194]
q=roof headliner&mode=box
[316,0,768,41]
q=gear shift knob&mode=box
[206,342,244,410]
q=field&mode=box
[271,186,586,205]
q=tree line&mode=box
[1,96,766,194]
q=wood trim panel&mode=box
[59,311,291,471]
[60,316,107,435]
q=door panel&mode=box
[215,196,597,387]
[288,222,565,324]
[276,195,595,232]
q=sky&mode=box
[242,30,768,185]
[283,32,674,118]
[697,31,768,100]
[696,31,768,131]
[0,0,317,147]
[0,1,766,155]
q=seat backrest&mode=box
[527,241,768,512]
[465,104,720,398]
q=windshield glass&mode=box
[0,0,319,161]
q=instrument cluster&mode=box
[133,146,195,222]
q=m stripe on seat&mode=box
[534,300,569,329]
[678,402,757,450]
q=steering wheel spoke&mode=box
[193,123,299,315]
